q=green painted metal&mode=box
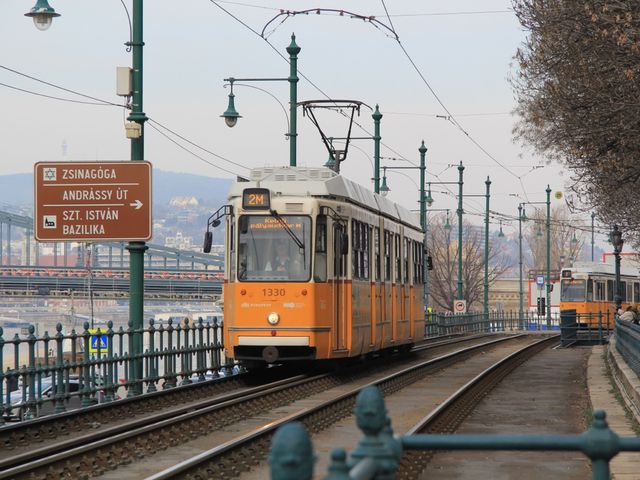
[271,385,640,480]
[457,161,465,301]
[372,105,382,194]
[546,185,552,328]
[286,35,300,167]
[126,0,149,396]
[419,141,429,317]
[484,177,491,319]
[518,204,524,327]
[221,91,241,124]
[268,421,314,480]
[0,317,227,421]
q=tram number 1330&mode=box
[263,288,286,297]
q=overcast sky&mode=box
[1,0,610,247]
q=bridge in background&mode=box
[0,210,223,299]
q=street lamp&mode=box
[378,141,429,315]
[515,186,552,329]
[221,34,300,167]
[28,0,148,395]
[24,0,59,31]
[609,224,624,313]
[591,212,596,262]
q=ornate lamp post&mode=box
[609,225,624,313]
[222,34,301,167]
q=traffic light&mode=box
[537,297,546,316]
[426,255,433,271]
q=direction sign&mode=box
[536,275,545,287]
[34,161,152,241]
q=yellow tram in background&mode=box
[204,166,425,367]
[560,260,639,328]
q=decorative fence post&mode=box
[25,325,37,419]
[268,422,314,480]
[81,322,92,408]
[0,327,4,425]
[105,321,116,402]
[147,318,157,393]
[54,323,66,413]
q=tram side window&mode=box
[384,231,391,281]
[352,221,360,279]
[626,282,632,303]
[314,215,327,282]
[395,234,401,283]
[595,281,605,301]
[375,227,381,281]
[403,238,409,283]
[635,283,640,303]
[620,281,627,302]
[362,224,370,279]
[587,279,593,301]
[607,280,614,302]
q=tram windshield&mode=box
[237,215,311,282]
[561,279,586,302]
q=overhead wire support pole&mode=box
[546,185,551,329]
[518,204,524,328]
[373,106,382,193]
[457,161,465,301]
[127,0,148,396]
[484,177,491,320]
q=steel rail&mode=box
[1,334,514,479]
[146,334,531,479]
[397,335,560,478]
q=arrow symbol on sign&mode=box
[129,200,143,210]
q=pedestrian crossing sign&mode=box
[88,329,108,354]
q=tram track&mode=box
[396,334,559,479]
[0,331,477,458]
[0,333,516,479]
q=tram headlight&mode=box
[267,312,280,325]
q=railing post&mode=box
[269,422,314,480]
[197,317,205,382]
[348,385,401,478]
[81,322,92,408]
[126,320,136,398]
[146,318,157,393]
[25,325,37,419]
[54,323,66,413]
[581,411,617,480]
[325,449,350,480]
[105,321,116,402]
[164,319,176,389]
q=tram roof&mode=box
[229,166,422,230]
[570,261,639,277]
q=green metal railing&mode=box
[268,385,640,480]
[0,316,226,422]
[425,310,561,338]
[615,316,640,375]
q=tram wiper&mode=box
[269,209,305,251]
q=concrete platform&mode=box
[589,341,640,479]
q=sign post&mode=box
[34,161,152,241]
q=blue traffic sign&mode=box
[536,275,545,286]
[88,329,108,353]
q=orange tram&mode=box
[559,261,638,328]
[203,166,426,367]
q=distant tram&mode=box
[204,166,426,367]
[560,261,638,327]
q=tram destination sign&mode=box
[34,161,152,242]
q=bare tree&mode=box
[511,1,640,241]
[428,215,511,311]
[524,205,586,271]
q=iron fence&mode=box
[615,316,640,375]
[0,316,227,422]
